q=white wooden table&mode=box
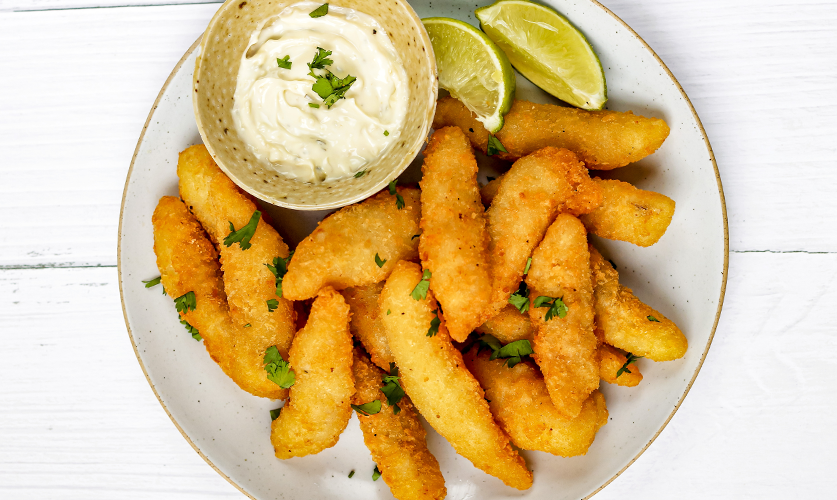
[1,0,835,498]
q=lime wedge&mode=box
[423,17,515,133]
[475,0,607,110]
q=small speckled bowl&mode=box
[193,0,437,210]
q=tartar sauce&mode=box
[232,2,409,183]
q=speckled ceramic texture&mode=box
[120,1,727,498]
[193,0,437,210]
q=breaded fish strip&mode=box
[283,188,421,300]
[526,214,599,419]
[485,147,598,322]
[343,283,394,370]
[475,304,535,344]
[177,145,295,399]
[380,261,532,490]
[153,197,261,394]
[464,347,608,457]
[599,342,643,387]
[352,349,446,500]
[589,245,688,361]
[433,96,670,169]
[580,178,675,247]
[419,127,491,341]
[481,172,602,216]
[271,287,354,458]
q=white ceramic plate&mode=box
[118,1,728,499]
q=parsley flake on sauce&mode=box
[533,295,568,321]
[486,135,508,156]
[224,210,261,250]
[411,269,432,300]
[276,55,292,69]
[617,353,643,377]
[308,102,320,108]
[309,3,329,17]
[174,291,196,313]
[351,400,382,416]
[263,346,296,388]
[375,253,387,268]
[307,48,357,108]
[388,180,405,209]
[384,130,389,136]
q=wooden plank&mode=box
[0,0,220,11]
[0,253,834,498]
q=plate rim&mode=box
[117,1,730,496]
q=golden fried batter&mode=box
[419,127,491,341]
[343,282,394,370]
[352,349,446,500]
[433,96,670,169]
[177,145,295,399]
[480,171,602,216]
[599,342,643,387]
[475,304,535,344]
[580,178,675,247]
[484,147,598,322]
[464,347,608,457]
[380,261,532,490]
[271,287,354,458]
[283,188,421,300]
[589,245,688,361]
[526,214,599,419]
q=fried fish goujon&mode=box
[526,214,599,419]
[177,145,295,399]
[271,288,354,458]
[419,127,491,341]
[153,196,269,396]
[485,147,600,322]
[283,187,421,300]
[474,304,535,344]
[343,283,394,370]
[589,245,687,361]
[352,349,446,500]
[433,96,670,169]
[599,342,643,387]
[464,347,608,457]
[380,261,532,490]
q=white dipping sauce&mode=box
[232,2,409,183]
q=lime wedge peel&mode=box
[423,17,516,133]
[476,0,607,110]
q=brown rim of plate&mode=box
[118,2,729,496]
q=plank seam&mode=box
[5,1,221,13]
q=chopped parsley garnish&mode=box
[224,210,261,250]
[174,291,196,313]
[533,295,568,321]
[266,251,294,298]
[508,280,530,313]
[388,180,405,209]
[348,470,355,478]
[372,465,381,481]
[617,353,643,377]
[263,346,295,388]
[276,55,292,69]
[647,315,660,322]
[384,130,389,136]
[143,276,161,288]
[478,335,533,368]
[427,309,441,337]
[354,169,367,178]
[375,253,387,268]
[351,400,382,416]
[523,257,532,275]
[308,102,320,108]
[308,47,333,71]
[486,135,508,156]
[180,319,201,341]
[380,363,405,414]
[266,299,279,312]
[270,408,282,421]
[386,309,391,315]
[307,48,356,108]
[244,323,251,328]
[309,3,328,17]
[411,269,431,300]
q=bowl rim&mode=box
[192,0,438,211]
[118,1,730,496]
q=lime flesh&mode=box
[476,0,607,110]
[423,17,515,133]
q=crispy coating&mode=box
[480,171,602,216]
[153,196,272,396]
[475,304,535,344]
[589,245,688,361]
[352,349,446,500]
[343,283,394,370]
[599,342,643,387]
[480,176,502,207]
[484,147,598,322]
[433,96,670,169]
[526,214,599,419]
[464,347,608,457]
[177,145,295,399]
[283,188,422,300]
[271,288,354,458]
[580,178,675,247]
[380,261,532,490]
[419,127,491,341]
